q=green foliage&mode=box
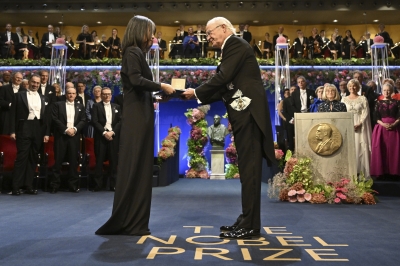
[284,150,293,162]
[351,173,376,196]
[286,157,313,190]
[225,164,239,179]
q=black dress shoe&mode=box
[69,188,80,193]
[220,225,237,232]
[219,228,260,239]
[25,189,38,195]
[11,190,21,196]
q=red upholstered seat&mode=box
[0,135,17,172]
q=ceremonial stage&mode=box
[1,179,399,266]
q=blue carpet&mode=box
[0,179,399,266]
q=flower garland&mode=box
[268,150,378,204]
[225,121,240,179]
[184,106,210,178]
[157,126,181,165]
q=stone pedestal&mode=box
[294,112,357,184]
[210,148,226,180]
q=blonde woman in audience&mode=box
[318,84,347,112]
[52,83,62,96]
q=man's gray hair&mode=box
[207,17,236,34]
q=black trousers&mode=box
[226,106,263,230]
[93,135,119,189]
[286,122,295,152]
[12,120,42,190]
[51,134,80,189]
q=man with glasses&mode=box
[0,72,23,134]
[91,87,121,192]
[50,86,86,194]
[182,17,275,239]
[9,75,50,195]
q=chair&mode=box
[0,135,17,192]
[41,136,84,190]
[82,137,109,190]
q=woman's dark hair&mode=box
[122,15,156,54]
[111,28,118,35]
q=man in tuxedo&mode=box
[40,24,57,59]
[39,70,56,105]
[0,72,23,134]
[272,26,288,49]
[91,87,121,191]
[281,86,297,151]
[291,76,316,113]
[179,25,188,37]
[293,30,309,59]
[57,82,84,104]
[76,82,90,107]
[237,24,252,44]
[9,75,50,195]
[361,32,374,59]
[156,32,167,58]
[182,17,275,239]
[339,81,350,99]
[0,23,20,59]
[2,71,11,85]
[50,87,86,193]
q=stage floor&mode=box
[1,179,399,266]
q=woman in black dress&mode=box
[318,84,347,112]
[262,32,272,59]
[107,28,121,58]
[95,15,175,236]
[76,25,93,59]
[341,30,356,59]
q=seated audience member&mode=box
[91,87,122,191]
[370,83,400,178]
[310,86,324,112]
[182,27,199,58]
[318,84,347,112]
[50,87,86,194]
[86,86,102,138]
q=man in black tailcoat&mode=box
[50,87,86,193]
[0,72,23,134]
[291,75,316,113]
[91,87,121,191]
[38,70,56,105]
[9,75,50,195]
[0,23,20,59]
[281,86,298,151]
[182,17,276,239]
[40,25,58,59]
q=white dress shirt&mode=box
[27,90,41,120]
[12,84,20,93]
[40,83,46,95]
[104,102,113,131]
[7,31,11,42]
[66,101,75,129]
[300,89,308,112]
[48,33,55,44]
[78,93,85,107]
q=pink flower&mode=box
[288,189,297,196]
[373,36,384,43]
[304,193,312,201]
[297,194,305,202]
[288,195,297,202]
[275,149,284,160]
[334,198,341,204]
[297,189,305,195]
[276,36,287,43]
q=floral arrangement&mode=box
[225,132,240,179]
[157,126,181,165]
[268,150,378,204]
[184,105,210,178]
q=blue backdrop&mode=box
[156,92,276,175]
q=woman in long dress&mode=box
[370,83,400,177]
[342,79,372,178]
[96,15,175,236]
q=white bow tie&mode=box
[13,85,19,89]
[66,102,74,106]
[103,102,111,106]
[28,90,38,96]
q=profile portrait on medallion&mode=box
[308,123,342,156]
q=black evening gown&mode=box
[95,46,161,235]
